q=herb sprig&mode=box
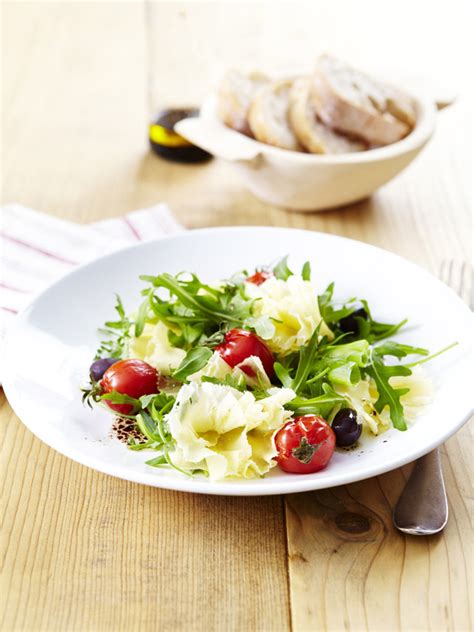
[137,272,253,349]
[95,296,133,359]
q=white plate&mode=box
[3,227,473,495]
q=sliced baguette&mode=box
[217,70,269,136]
[248,79,303,151]
[310,55,416,146]
[289,77,365,154]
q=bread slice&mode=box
[289,78,366,154]
[248,79,303,151]
[217,70,269,136]
[310,55,416,146]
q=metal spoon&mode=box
[393,259,472,535]
[393,448,448,534]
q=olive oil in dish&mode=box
[149,108,212,163]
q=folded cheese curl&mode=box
[166,382,295,480]
[247,276,333,355]
[128,321,186,375]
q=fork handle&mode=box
[393,448,448,535]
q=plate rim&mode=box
[3,226,473,496]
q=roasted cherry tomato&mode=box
[100,359,159,415]
[216,328,275,378]
[246,269,273,285]
[275,414,336,474]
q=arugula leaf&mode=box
[327,361,360,387]
[140,392,175,414]
[287,383,347,417]
[326,340,370,367]
[141,273,247,325]
[273,326,364,397]
[172,347,213,381]
[290,325,324,393]
[359,300,407,342]
[143,273,211,315]
[318,282,334,310]
[139,272,253,349]
[134,291,152,338]
[201,374,247,392]
[147,449,193,476]
[301,261,311,281]
[136,410,161,441]
[318,284,358,326]
[101,391,140,411]
[128,439,162,451]
[318,287,407,344]
[273,256,293,281]
[95,295,132,359]
[273,362,293,388]
[365,351,412,431]
[374,341,429,359]
[136,393,175,443]
[404,342,458,368]
[145,455,168,467]
[245,315,275,340]
[149,392,175,413]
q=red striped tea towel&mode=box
[0,203,184,383]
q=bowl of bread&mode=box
[176,55,437,212]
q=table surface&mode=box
[1,3,472,631]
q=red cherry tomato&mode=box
[100,359,159,415]
[275,415,336,474]
[246,270,273,285]
[216,328,275,378]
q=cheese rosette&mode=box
[166,381,295,480]
[189,351,272,389]
[128,321,186,375]
[335,367,432,435]
[388,367,433,422]
[246,276,333,355]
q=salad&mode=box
[82,257,451,481]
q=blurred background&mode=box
[2,0,472,236]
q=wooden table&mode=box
[1,3,472,631]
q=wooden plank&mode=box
[0,4,290,631]
[0,393,290,632]
[285,422,473,632]
[283,65,472,632]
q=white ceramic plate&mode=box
[3,227,473,495]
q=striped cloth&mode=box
[0,203,184,383]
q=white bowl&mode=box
[176,94,437,211]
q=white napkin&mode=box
[0,203,184,384]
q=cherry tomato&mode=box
[246,270,273,285]
[100,359,159,415]
[216,328,275,378]
[275,415,336,474]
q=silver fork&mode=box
[393,259,473,535]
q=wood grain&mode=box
[286,422,473,632]
[1,2,472,631]
[0,392,290,632]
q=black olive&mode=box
[332,408,362,447]
[338,307,368,334]
[89,358,118,382]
